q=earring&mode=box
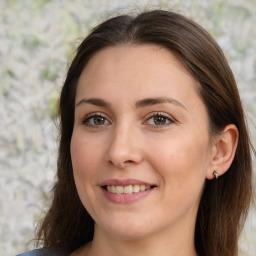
[213,171,219,179]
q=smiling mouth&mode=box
[103,185,155,194]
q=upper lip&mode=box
[100,179,156,187]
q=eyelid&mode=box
[82,112,111,126]
[144,112,175,127]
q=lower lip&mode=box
[101,187,155,204]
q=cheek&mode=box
[70,133,99,204]
[71,132,101,174]
[70,135,87,186]
[147,131,210,190]
[70,133,101,209]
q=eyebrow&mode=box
[135,97,187,110]
[76,96,187,110]
[76,98,111,108]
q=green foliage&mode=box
[40,66,58,81]
[22,35,42,49]
[46,90,59,119]
[36,0,53,8]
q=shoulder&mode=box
[16,248,67,256]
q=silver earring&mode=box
[213,171,219,179]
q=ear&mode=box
[206,124,239,180]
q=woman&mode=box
[18,9,254,256]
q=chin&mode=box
[99,220,154,240]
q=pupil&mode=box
[94,116,105,125]
[154,116,166,125]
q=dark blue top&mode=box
[16,248,66,256]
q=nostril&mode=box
[124,160,133,164]
[108,159,135,168]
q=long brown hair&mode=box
[36,10,254,256]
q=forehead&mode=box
[80,44,191,79]
[76,44,199,101]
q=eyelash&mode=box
[81,112,175,128]
[82,113,111,128]
[144,112,175,128]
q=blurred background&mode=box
[0,0,255,255]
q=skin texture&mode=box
[70,45,238,256]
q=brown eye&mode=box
[83,114,110,127]
[145,113,174,128]
[94,116,105,125]
[154,116,167,125]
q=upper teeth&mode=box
[106,185,151,194]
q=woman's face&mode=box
[71,45,214,240]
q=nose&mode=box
[106,124,143,169]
